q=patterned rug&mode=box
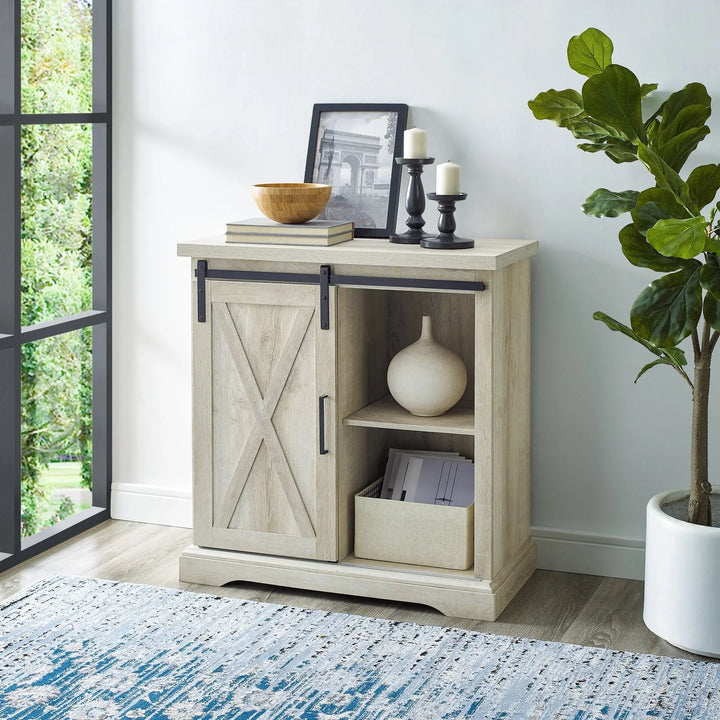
[1,576,718,719]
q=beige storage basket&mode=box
[354,478,474,570]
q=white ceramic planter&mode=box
[644,489,720,657]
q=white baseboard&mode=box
[111,483,192,528]
[532,526,645,581]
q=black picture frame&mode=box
[304,103,408,238]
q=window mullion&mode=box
[20,310,108,344]
[0,0,22,556]
[0,2,14,114]
[0,347,20,555]
[19,112,108,125]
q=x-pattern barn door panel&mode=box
[193,281,337,561]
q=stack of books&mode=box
[379,448,474,507]
[225,218,354,246]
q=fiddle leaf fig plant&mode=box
[529,27,720,526]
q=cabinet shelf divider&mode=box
[343,395,474,435]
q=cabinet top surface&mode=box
[177,236,537,271]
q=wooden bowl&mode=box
[251,183,332,224]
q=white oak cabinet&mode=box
[177,236,538,620]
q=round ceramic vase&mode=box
[387,315,467,417]
[644,489,720,657]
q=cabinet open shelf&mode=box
[343,394,474,435]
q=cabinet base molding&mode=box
[179,541,536,621]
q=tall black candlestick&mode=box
[389,157,435,244]
[423,192,474,249]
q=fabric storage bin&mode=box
[354,478,474,570]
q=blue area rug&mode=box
[0,576,718,719]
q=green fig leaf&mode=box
[582,64,645,142]
[566,117,622,139]
[640,83,658,99]
[630,263,702,347]
[660,83,711,129]
[657,104,711,146]
[687,164,720,211]
[703,292,720,333]
[634,345,687,381]
[603,143,639,163]
[631,187,689,235]
[528,89,584,124]
[576,140,637,163]
[646,216,709,259]
[577,142,608,153]
[594,309,688,385]
[656,125,710,172]
[618,223,687,271]
[661,346,688,367]
[634,357,676,383]
[593,311,663,356]
[582,189,639,217]
[637,144,696,214]
[567,28,614,77]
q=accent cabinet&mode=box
[177,236,538,621]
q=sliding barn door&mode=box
[193,280,337,561]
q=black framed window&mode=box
[0,0,111,570]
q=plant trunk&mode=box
[689,357,712,525]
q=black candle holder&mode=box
[422,192,474,250]
[389,157,435,244]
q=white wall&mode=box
[112,0,720,578]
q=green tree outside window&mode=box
[20,0,93,537]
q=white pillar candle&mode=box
[436,161,460,195]
[403,128,427,159]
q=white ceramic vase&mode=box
[643,489,720,657]
[387,315,467,417]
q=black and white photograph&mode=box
[304,103,408,237]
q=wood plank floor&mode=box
[0,519,708,662]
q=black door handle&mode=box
[319,395,329,455]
